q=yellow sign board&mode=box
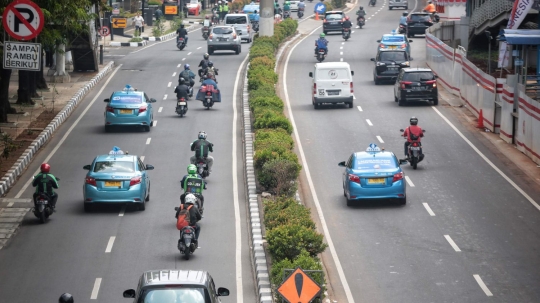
[165,6,178,14]
[112,17,127,29]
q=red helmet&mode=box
[345,16,350,20]
[40,163,51,173]
[205,15,210,19]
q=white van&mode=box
[224,14,252,43]
[309,62,354,109]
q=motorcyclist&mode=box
[32,163,59,211]
[298,0,305,11]
[402,117,424,158]
[179,164,206,205]
[252,10,260,22]
[283,1,291,17]
[174,77,190,100]
[202,15,212,32]
[356,6,366,26]
[175,193,202,242]
[207,61,218,81]
[342,16,352,34]
[176,24,188,46]
[198,53,210,78]
[399,11,408,26]
[314,33,328,56]
[424,0,436,13]
[274,3,282,16]
[179,64,196,87]
[201,72,219,90]
[59,293,74,303]
[190,131,214,174]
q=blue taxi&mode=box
[338,144,407,206]
[104,85,156,132]
[377,31,413,57]
[242,2,260,21]
[83,147,154,212]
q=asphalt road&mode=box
[282,1,540,302]
[0,25,255,302]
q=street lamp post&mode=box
[485,31,492,75]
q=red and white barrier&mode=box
[517,89,540,164]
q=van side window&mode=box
[226,16,247,24]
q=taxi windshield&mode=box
[382,36,404,43]
[93,161,134,173]
[111,95,143,104]
[355,157,397,170]
[142,287,207,303]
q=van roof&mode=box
[315,62,351,68]
[225,13,249,17]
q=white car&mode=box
[389,0,408,9]
[308,62,355,109]
[289,0,299,11]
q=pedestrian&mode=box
[133,12,145,36]
[154,7,163,20]
[183,3,189,18]
[221,1,229,20]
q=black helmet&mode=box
[59,293,74,303]
[403,11,408,16]
[360,6,363,9]
[254,10,258,13]
[208,61,214,67]
[203,53,209,60]
[179,77,186,84]
[180,24,185,28]
[410,117,418,125]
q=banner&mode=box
[498,0,534,67]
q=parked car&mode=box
[208,26,242,54]
[406,12,432,37]
[389,0,408,9]
[371,49,410,84]
[377,32,413,58]
[323,11,344,34]
[309,62,354,109]
[187,0,202,15]
[394,67,439,106]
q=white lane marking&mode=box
[357,106,363,112]
[352,94,356,100]
[474,275,493,296]
[158,107,163,112]
[177,64,181,68]
[7,202,13,207]
[444,235,461,252]
[352,31,355,33]
[119,205,126,217]
[197,46,202,49]
[146,138,151,145]
[163,94,167,100]
[232,53,249,303]
[366,119,373,126]
[90,278,102,299]
[167,82,172,87]
[152,120,157,127]
[405,176,415,187]
[140,156,145,162]
[172,72,176,77]
[187,52,192,55]
[284,25,356,303]
[340,58,343,62]
[432,107,540,211]
[422,203,436,216]
[15,65,123,198]
[341,42,345,45]
[340,46,343,49]
[340,52,343,55]
[105,236,116,253]
[376,136,384,143]
[182,58,186,61]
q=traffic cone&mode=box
[196,8,199,16]
[315,12,319,20]
[477,109,484,128]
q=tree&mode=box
[0,0,97,114]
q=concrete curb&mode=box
[242,64,273,303]
[110,41,148,47]
[0,61,116,197]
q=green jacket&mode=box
[32,173,59,194]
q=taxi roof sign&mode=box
[277,267,322,303]
[109,146,125,155]
[366,143,381,152]
[122,84,136,92]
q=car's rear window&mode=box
[410,14,431,22]
[325,13,343,20]
[93,161,135,173]
[225,16,247,24]
[382,36,404,43]
[355,158,397,170]
[379,51,407,61]
[213,27,233,34]
[142,287,208,303]
[403,72,435,81]
[316,68,350,80]
[111,95,143,104]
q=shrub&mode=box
[253,109,293,133]
[250,56,276,70]
[254,148,298,170]
[267,224,327,261]
[331,0,346,9]
[248,67,278,90]
[278,19,298,37]
[250,95,284,111]
[323,1,334,11]
[264,198,315,230]
[259,159,301,196]
[270,250,324,289]
[250,43,275,60]
[249,86,277,99]
[253,36,280,50]
[255,128,291,149]
[148,0,162,5]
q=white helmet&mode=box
[185,194,197,205]
[198,131,207,140]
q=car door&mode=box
[395,69,404,98]
[138,157,148,195]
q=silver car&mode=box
[389,0,408,9]
[289,0,299,11]
[207,26,242,55]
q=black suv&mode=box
[371,49,410,84]
[394,68,438,106]
[323,11,344,34]
[406,12,433,37]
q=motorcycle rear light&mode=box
[179,97,185,101]
[400,81,412,89]
[393,172,403,183]
[350,82,353,93]
[106,106,114,113]
[138,105,147,113]
[129,176,142,187]
[206,91,212,96]
[184,229,192,233]
[85,177,97,187]
[412,142,419,147]
[348,174,360,184]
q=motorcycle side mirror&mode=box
[123,289,136,298]
[150,98,157,103]
[351,71,354,76]
[338,161,346,167]
[83,165,91,170]
[399,129,404,132]
[217,287,230,296]
[309,72,313,77]
[56,177,60,181]
[175,207,179,211]
[434,75,438,79]
[370,58,375,61]
[104,98,110,102]
[422,129,426,132]
[376,39,381,42]
[146,164,155,170]
[409,40,413,42]
[399,159,408,165]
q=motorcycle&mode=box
[297,8,304,18]
[196,158,210,178]
[176,97,188,117]
[400,129,426,169]
[252,21,259,32]
[398,24,406,34]
[369,0,376,6]
[308,0,313,2]
[212,12,220,25]
[33,192,53,223]
[196,84,220,109]
[202,26,211,40]
[357,16,365,28]
[177,37,186,50]
[342,28,351,41]
[283,10,290,19]
[174,210,198,260]
[316,48,326,62]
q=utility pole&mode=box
[110,0,115,40]
[485,31,492,75]
[259,0,274,37]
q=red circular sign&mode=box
[2,0,45,41]
[100,26,110,37]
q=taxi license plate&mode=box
[367,178,385,184]
[119,109,132,114]
[105,181,121,187]
[177,101,187,106]
[389,45,397,49]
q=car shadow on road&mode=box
[344,199,406,209]
[312,104,351,110]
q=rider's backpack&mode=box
[176,204,193,230]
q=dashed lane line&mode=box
[376,135,384,143]
[105,236,116,253]
[340,58,343,62]
[187,52,192,55]
[177,64,181,68]
[474,275,493,296]
[172,72,176,77]
[163,94,168,100]
[422,203,436,216]
[182,58,186,61]
[366,119,373,126]
[197,46,201,49]
[357,106,362,111]
[340,52,343,55]
[167,82,172,87]
[444,235,461,252]
[119,205,126,217]
[158,107,163,112]
[146,138,151,145]
[405,176,415,187]
[90,278,102,300]
[153,120,157,127]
